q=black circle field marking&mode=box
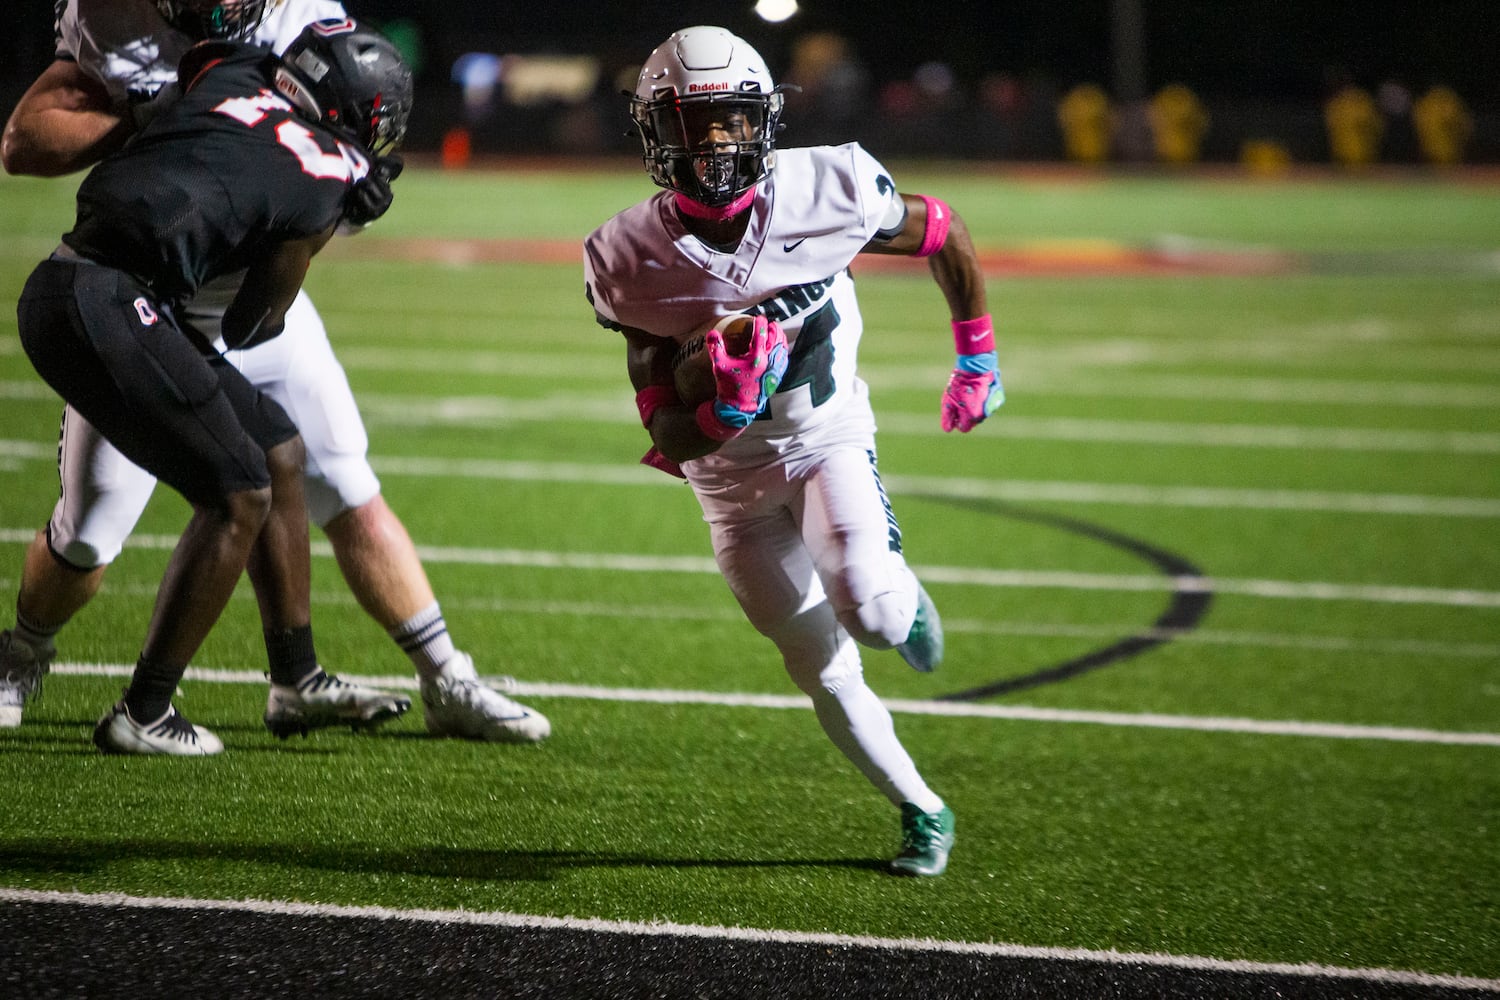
[906,496,1214,702]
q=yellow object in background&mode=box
[1412,86,1473,167]
[1324,85,1383,168]
[1149,84,1210,165]
[1241,139,1292,177]
[1057,84,1114,164]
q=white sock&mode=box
[811,678,943,814]
[388,602,456,677]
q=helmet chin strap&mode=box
[674,188,755,221]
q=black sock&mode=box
[264,625,318,687]
[123,656,182,723]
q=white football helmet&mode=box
[630,26,787,208]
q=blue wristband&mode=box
[955,350,999,375]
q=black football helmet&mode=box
[155,1,274,41]
[273,19,414,155]
[630,26,788,208]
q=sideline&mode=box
[1,887,1496,995]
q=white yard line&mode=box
[367,452,1500,518]
[19,429,1495,525]
[347,394,1500,454]
[45,662,1500,747]
[1,887,1497,993]
[8,573,1494,662]
[4,526,1500,608]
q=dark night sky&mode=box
[350,0,1500,104]
[5,1,1497,105]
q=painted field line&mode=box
[4,442,1493,519]
[4,437,1499,518]
[215,351,1500,413]
[991,372,1500,410]
[8,572,1493,662]
[4,527,1500,609]
[388,543,1500,610]
[47,663,1500,747]
[350,393,1500,455]
[374,452,1500,519]
[1,888,1497,995]
[24,435,1493,522]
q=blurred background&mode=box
[4,0,1499,170]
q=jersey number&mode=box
[762,299,840,419]
[214,90,365,181]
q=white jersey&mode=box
[57,0,348,105]
[584,142,903,468]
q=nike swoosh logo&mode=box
[783,238,807,252]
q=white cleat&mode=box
[265,669,411,738]
[422,652,551,743]
[93,699,223,756]
[0,630,52,728]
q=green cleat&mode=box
[890,802,955,877]
[895,584,944,672]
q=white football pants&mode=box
[47,289,380,568]
[696,439,935,809]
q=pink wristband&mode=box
[695,400,746,442]
[952,315,996,354]
[640,446,686,479]
[914,195,952,258]
[635,384,680,428]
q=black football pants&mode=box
[17,257,298,508]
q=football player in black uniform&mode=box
[15,18,412,754]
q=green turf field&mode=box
[1,164,1497,982]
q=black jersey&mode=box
[63,45,363,304]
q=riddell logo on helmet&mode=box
[688,82,732,93]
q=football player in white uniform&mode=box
[1,0,550,744]
[583,26,1003,876]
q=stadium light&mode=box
[754,0,799,24]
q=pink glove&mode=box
[697,316,790,440]
[941,316,1005,433]
[941,359,1004,432]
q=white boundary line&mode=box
[47,663,1500,747]
[1,888,1495,993]
[6,439,1500,518]
[5,527,1499,609]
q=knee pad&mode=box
[48,432,159,569]
[765,608,865,698]
[837,588,917,651]
[230,296,378,526]
[46,521,113,571]
[302,453,381,528]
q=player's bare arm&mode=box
[1,60,132,177]
[864,192,1002,432]
[619,322,723,463]
[222,225,337,351]
[862,193,987,321]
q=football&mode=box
[672,314,757,406]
